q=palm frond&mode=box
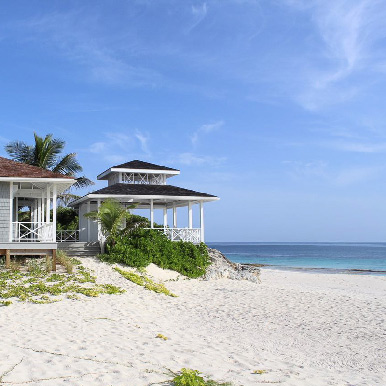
[52,153,83,175]
[5,141,34,164]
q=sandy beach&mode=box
[0,259,385,386]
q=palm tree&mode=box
[5,132,93,190]
[84,199,136,241]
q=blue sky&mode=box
[1,0,386,241]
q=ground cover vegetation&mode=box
[114,267,177,297]
[0,251,124,305]
[164,368,233,386]
[89,200,211,278]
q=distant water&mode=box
[207,242,386,275]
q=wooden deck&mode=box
[0,242,58,271]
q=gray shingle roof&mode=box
[112,160,179,172]
[91,183,216,198]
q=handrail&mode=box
[56,230,80,242]
[12,222,54,242]
[144,227,201,243]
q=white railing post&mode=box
[163,207,168,228]
[9,182,13,242]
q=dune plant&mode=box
[102,228,210,278]
[114,267,177,297]
[166,368,233,386]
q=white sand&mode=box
[0,259,385,385]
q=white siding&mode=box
[0,182,10,242]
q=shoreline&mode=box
[245,263,386,276]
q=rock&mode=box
[203,248,260,283]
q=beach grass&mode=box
[0,257,125,305]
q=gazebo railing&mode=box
[145,228,201,243]
[56,230,80,242]
[12,222,54,242]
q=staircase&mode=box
[57,242,101,258]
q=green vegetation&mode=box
[101,228,210,278]
[0,256,124,304]
[114,267,177,297]
[5,132,93,190]
[167,368,233,386]
[56,206,79,230]
[156,333,169,340]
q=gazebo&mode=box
[69,160,219,244]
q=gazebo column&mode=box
[188,201,193,228]
[163,206,168,228]
[150,199,154,228]
[200,201,205,243]
[52,184,57,242]
[97,199,101,242]
[173,203,177,228]
[87,201,91,242]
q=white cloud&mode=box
[134,129,151,155]
[191,120,224,146]
[173,152,226,166]
[284,0,386,110]
[186,3,208,33]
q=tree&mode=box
[5,132,93,190]
[84,199,136,242]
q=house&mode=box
[0,157,218,269]
[69,160,219,244]
[0,156,76,269]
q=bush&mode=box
[102,229,210,278]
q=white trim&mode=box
[0,177,75,183]
[46,185,50,225]
[97,167,180,180]
[69,194,219,206]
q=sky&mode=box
[1,0,386,242]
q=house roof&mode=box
[91,183,216,197]
[0,156,74,179]
[112,160,179,172]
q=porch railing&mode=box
[145,228,201,243]
[56,230,80,242]
[12,222,54,242]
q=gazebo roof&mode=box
[113,160,179,172]
[69,183,218,206]
[0,156,74,180]
[98,160,180,180]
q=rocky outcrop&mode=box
[203,248,260,283]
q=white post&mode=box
[15,197,18,222]
[173,204,177,228]
[9,182,13,242]
[200,201,205,243]
[163,207,168,228]
[46,185,50,224]
[188,201,193,229]
[38,197,42,225]
[52,184,57,242]
[87,201,91,242]
[150,199,154,228]
[97,199,101,242]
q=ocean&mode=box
[207,242,386,275]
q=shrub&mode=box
[104,229,210,278]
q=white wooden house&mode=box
[0,156,75,269]
[69,160,219,244]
